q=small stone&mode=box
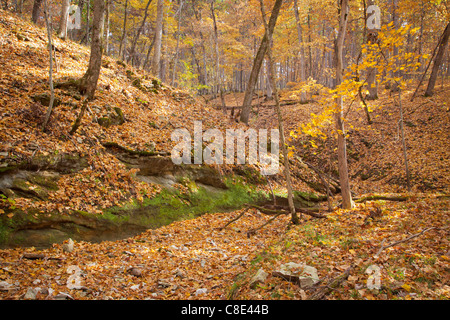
[249,268,268,289]
[62,238,74,253]
[0,281,13,291]
[54,292,74,300]
[195,288,207,296]
[157,280,171,288]
[24,287,38,300]
[128,267,142,277]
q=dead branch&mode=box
[21,253,62,261]
[246,211,285,237]
[308,265,353,300]
[216,207,250,230]
[376,226,447,256]
[248,204,326,218]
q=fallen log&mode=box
[212,100,299,110]
[21,253,63,260]
[21,253,46,260]
[354,195,409,203]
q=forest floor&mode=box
[0,10,449,300]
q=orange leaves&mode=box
[0,208,292,300]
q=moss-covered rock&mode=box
[31,93,61,108]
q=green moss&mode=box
[106,176,266,230]
[98,117,112,128]
[27,173,59,191]
[102,141,158,156]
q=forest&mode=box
[0,0,448,303]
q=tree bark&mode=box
[78,0,105,99]
[334,0,353,209]
[425,22,450,97]
[118,0,128,60]
[58,0,70,39]
[240,0,283,124]
[171,0,184,86]
[211,0,226,113]
[84,0,91,45]
[259,0,299,224]
[104,0,110,55]
[32,0,43,24]
[390,0,399,92]
[152,0,164,78]
[365,0,378,100]
[42,0,55,132]
[293,0,307,104]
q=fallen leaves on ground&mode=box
[231,194,449,300]
[0,208,291,300]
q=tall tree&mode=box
[365,0,378,100]
[78,0,105,99]
[171,0,184,86]
[334,0,353,209]
[118,0,128,60]
[293,0,307,104]
[210,0,226,112]
[104,0,110,54]
[240,0,283,124]
[32,0,43,24]
[425,22,450,96]
[259,0,299,225]
[58,0,71,39]
[42,0,55,131]
[152,0,164,78]
[128,0,153,64]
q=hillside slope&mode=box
[0,10,252,218]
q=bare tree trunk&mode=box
[293,0,307,104]
[425,22,450,97]
[58,0,70,39]
[171,0,184,87]
[84,0,91,45]
[398,89,411,191]
[334,0,353,209]
[366,0,378,100]
[417,0,425,75]
[390,0,400,92]
[128,0,153,64]
[32,0,43,24]
[152,0,164,78]
[78,0,105,99]
[104,0,110,55]
[42,0,55,132]
[118,0,128,60]
[142,34,155,70]
[240,0,283,124]
[265,60,273,99]
[259,0,299,224]
[211,0,226,113]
